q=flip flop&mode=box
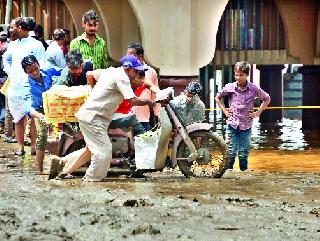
[14,150,26,156]
[3,136,17,143]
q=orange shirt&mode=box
[115,85,146,114]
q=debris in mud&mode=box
[309,208,320,217]
[225,197,254,203]
[0,208,21,230]
[131,224,161,235]
[223,197,259,207]
[123,199,153,207]
[5,163,19,168]
[215,227,240,231]
[177,195,186,199]
[123,199,138,207]
[301,178,317,185]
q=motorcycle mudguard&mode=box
[171,123,213,167]
[154,108,172,170]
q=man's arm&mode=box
[215,95,232,118]
[34,42,46,68]
[247,87,271,119]
[129,97,155,109]
[3,44,12,74]
[56,50,66,68]
[29,109,45,119]
[24,95,44,119]
[144,78,160,93]
[86,70,104,88]
[247,97,271,118]
[53,67,68,85]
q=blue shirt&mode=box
[25,68,62,116]
[46,41,66,68]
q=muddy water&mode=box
[211,117,320,150]
[0,170,319,240]
[1,135,320,240]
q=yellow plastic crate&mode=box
[43,85,91,124]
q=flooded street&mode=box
[0,171,320,240]
[0,122,320,240]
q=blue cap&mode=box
[120,55,145,71]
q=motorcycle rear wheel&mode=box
[177,130,229,178]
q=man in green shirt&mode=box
[70,9,108,69]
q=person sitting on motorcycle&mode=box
[49,55,156,181]
[171,81,205,126]
[109,70,160,136]
[55,50,93,87]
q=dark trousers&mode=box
[109,114,146,137]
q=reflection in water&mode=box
[251,118,309,150]
[209,112,320,150]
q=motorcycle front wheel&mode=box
[176,130,229,178]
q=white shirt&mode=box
[76,67,135,125]
[3,36,46,122]
[4,36,46,96]
[46,41,66,68]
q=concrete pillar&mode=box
[128,0,228,76]
[94,0,141,61]
[274,0,318,64]
[256,65,285,123]
[63,0,93,36]
[298,65,320,132]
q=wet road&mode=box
[0,133,319,240]
[0,171,320,240]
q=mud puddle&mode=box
[0,138,320,240]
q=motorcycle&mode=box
[56,90,229,178]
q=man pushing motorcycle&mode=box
[49,55,156,181]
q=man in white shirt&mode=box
[3,17,46,156]
[49,55,155,181]
[46,29,66,68]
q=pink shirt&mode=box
[217,81,270,130]
[133,64,160,122]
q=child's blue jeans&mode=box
[226,125,252,171]
[0,105,5,124]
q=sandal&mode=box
[14,150,26,156]
[4,136,17,143]
[55,173,68,180]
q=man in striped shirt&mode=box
[70,9,108,69]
